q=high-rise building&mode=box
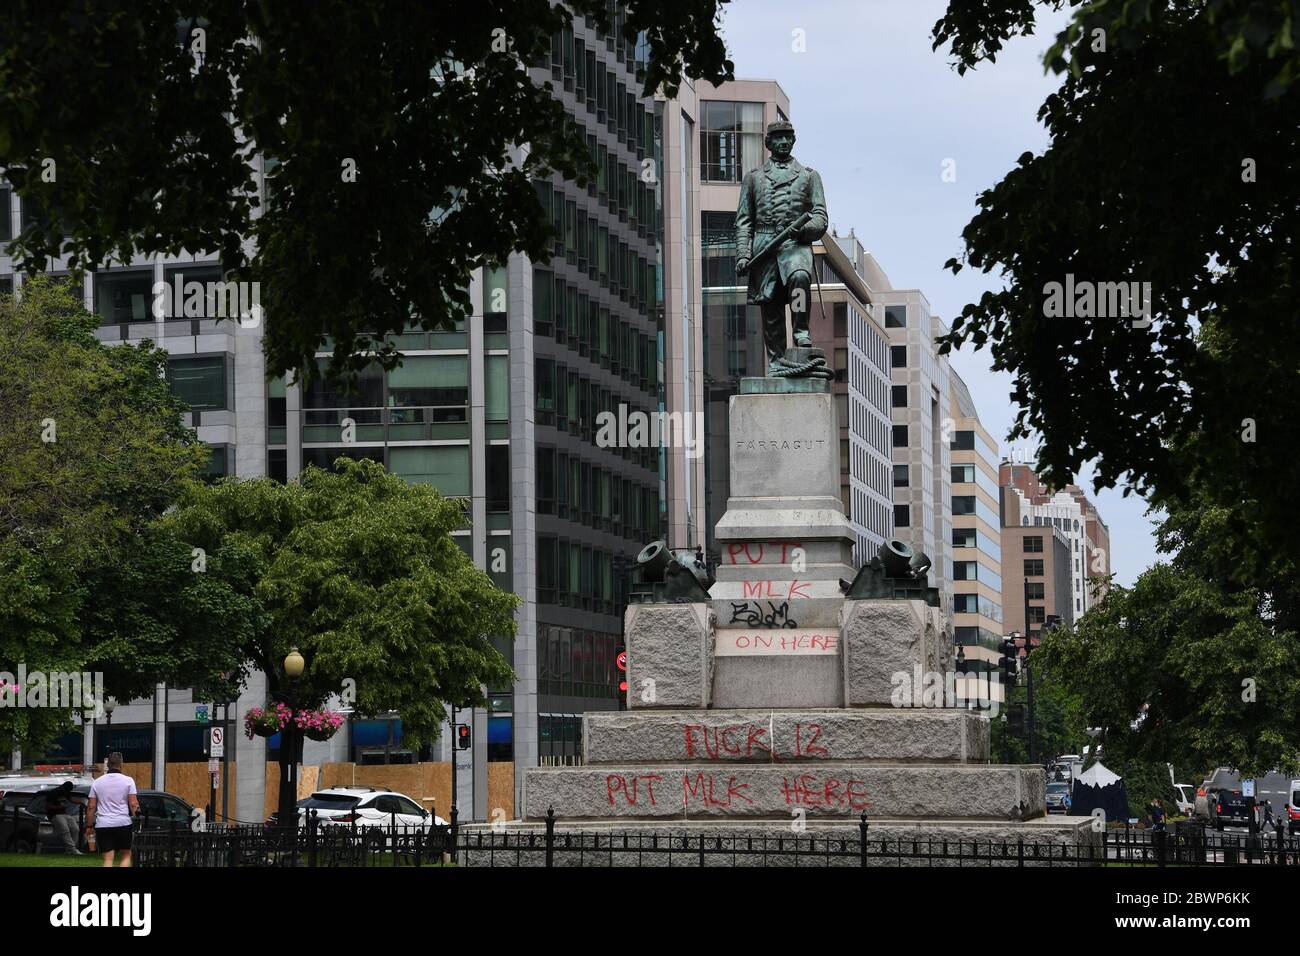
[1000,463,1111,627]
[2,9,676,824]
[948,371,1004,699]
[882,280,953,611]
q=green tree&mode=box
[990,673,1086,765]
[0,276,218,754]
[0,1,732,382]
[931,1,1299,564]
[163,458,519,746]
[1035,499,1300,780]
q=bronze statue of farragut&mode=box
[735,119,828,375]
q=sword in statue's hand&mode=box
[736,212,812,277]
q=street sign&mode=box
[195,704,209,723]
[615,650,627,672]
[208,757,220,772]
[1242,778,1256,797]
[210,726,224,758]
[210,771,220,789]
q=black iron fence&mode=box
[129,811,1300,868]
[134,817,455,868]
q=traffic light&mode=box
[456,724,471,750]
[1006,704,1025,736]
[997,637,1019,683]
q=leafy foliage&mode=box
[1035,500,1300,779]
[0,277,217,752]
[930,1,1298,563]
[164,458,519,746]
[0,1,732,383]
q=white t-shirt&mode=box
[89,772,138,828]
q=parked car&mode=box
[298,787,447,831]
[1211,791,1258,832]
[1286,780,1300,836]
[0,784,201,854]
[1045,782,1072,814]
[1172,783,1196,817]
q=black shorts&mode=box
[95,825,133,852]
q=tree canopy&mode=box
[1035,492,1300,779]
[0,276,221,752]
[164,458,519,746]
[0,1,733,383]
[931,0,1298,566]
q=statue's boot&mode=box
[793,329,812,348]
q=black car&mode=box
[0,784,200,854]
[1212,791,1258,832]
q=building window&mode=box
[1024,559,1044,577]
[1027,605,1046,625]
[953,561,977,581]
[952,527,976,549]
[486,445,509,513]
[893,464,909,487]
[954,594,978,614]
[951,495,976,515]
[893,504,910,527]
[892,425,908,448]
[485,355,509,423]
[1024,535,1043,553]
[951,464,975,484]
[482,265,508,332]
[96,269,156,324]
[1026,582,1045,600]
[201,445,230,482]
[167,356,227,411]
[950,430,975,451]
[891,384,907,408]
[885,305,906,328]
[388,355,468,422]
[389,445,470,497]
[700,100,764,183]
[890,345,906,369]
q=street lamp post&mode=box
[101,698,116,763]
[277,647,306,829]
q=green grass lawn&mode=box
[0,851,105,868]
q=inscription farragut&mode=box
[736,438,828,452]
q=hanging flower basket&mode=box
[295,708,345,742]
[244,703,291,739]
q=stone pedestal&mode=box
[708,387,856,704]
[504,373,1096,864]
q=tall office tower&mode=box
[2,9,679,823]
[1000,463,1111,628]
[881,282,953,611]
[1000,484,1075,645]
[948,372,1005,700]
[695,80,894,567]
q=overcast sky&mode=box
[717,0,1160,587]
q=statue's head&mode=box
[765,120,795,161]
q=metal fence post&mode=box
[1017,838,1024,867]
[544,806,556,868]
[859,813,869,867]
[166,819,177,868]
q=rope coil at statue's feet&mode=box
[768,354,834,379]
